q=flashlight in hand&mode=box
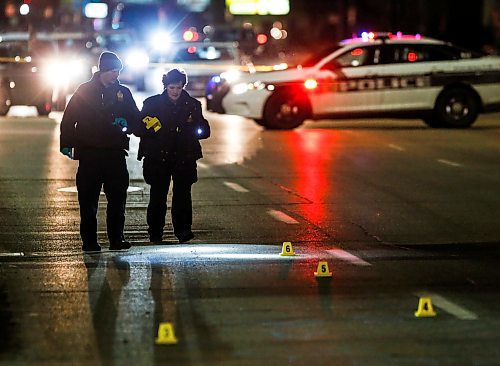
[113,117,128,132]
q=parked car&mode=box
[206,32,500,129]
[0,32,55,115]
[46,32,100,110]
[0,31,98,115]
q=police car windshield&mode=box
[295,45,342,68]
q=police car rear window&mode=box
[385,44,482,63]
[297,45,342,68]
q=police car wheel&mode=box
[263,91,310,130]
[253,119,266,126]
[435,87,479,128]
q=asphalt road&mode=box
[1,106,500,365]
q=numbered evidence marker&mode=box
[155,322,178,345]
[314,260,332,278]
[280,241,296,256]
[143,116,162,132]
[414,297,437,317]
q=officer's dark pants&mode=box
[143,158,197,239]
[76,150,129,246]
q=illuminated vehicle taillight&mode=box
[304,78,318,90]
[408,52,418,62]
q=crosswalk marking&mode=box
[223,181,249,192]
[388,144,405,151]
[0,252,24,257]
[415,292,478,320]
[326,248,371,266]
[437,159,462,167]
[267,209,299,224]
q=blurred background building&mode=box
[1,0,499,55]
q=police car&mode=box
[206,32,500,129]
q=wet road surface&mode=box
[1,107,500,365]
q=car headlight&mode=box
[150,30,172,52]
[43,59,86,86]
[125,50,150,70]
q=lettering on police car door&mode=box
[331,75,431,92]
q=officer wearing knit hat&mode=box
[98,51,123,72]
[60,50,140,253]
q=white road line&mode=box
[267,209,299,224]
[326,248,371,266]
[388,144,405,151]
[223,181,249,193]
[437,159,462,167]
[415,292,478,320]
[0,252,24,257]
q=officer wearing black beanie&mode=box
[98,51,123,72]
[60,52,141,253]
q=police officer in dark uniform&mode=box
[60,51,140,253]
[138,68,210,243]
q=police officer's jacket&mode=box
[138,89,210,163]
[60,72,140,159]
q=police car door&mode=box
[375,44,446,112]
[313,45,383,114]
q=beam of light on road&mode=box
[326,248,371,266]
[200,253,296,260]
[57,186,143,193]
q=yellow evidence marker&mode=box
[314,260,332,278]
[414,297,437,317]
[280,241,296,256]
[143,116,162,132]
[155,322,178,345]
